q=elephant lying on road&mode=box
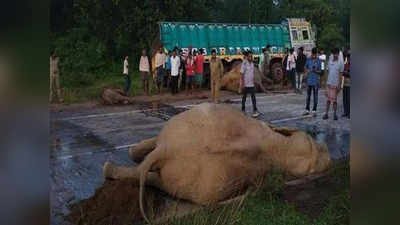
[221,62,270,93]
[103,103,331,222]
[101,87,134,105]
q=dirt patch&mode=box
[280,175,342,219]
[67,179,167,225]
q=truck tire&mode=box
[271,62,284,84]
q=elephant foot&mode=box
[103,161,117,179]
[129,148,144,163]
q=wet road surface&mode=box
[50,90,350,225]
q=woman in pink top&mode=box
[185,53,195,95]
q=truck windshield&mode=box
[302,30,309,40]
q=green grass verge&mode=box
[163,159,350,225]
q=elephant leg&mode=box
[103,162,163,189]
[129,137,158,163]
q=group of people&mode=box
[283,46,351,120]
[124,46,206,97]
[50,43,350,121]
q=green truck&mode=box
[153,18,315,84]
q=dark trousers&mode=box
[164,70,170,87]
[124,73,131,93]
[343,86,350,116]
[242,87,257,112]
[289,69,296,89]
[171,75,179,94]
[306,85,319,111]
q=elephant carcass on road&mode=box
[101,86,134,105]
[221,62,271,93]
[103,103,331,222]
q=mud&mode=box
[280,160,349,219]
[67,179,167,225]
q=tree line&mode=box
[50,0,349,87]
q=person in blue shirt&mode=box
[165,52,172,88]
[303,47,322,116]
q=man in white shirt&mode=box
[286,48,297,91]
[323,48,344,121]
[122,55,130,95]
[170,49,181,94]
[139,49,150,95]
[318,49,327,87]
[155,47,166,94]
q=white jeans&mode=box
[296,72,304,89]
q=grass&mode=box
[161,159,350,225]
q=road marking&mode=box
[54,143,139,160]
[54,92,306,121]
[270,111,324,123]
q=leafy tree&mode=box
[318,24,345,52]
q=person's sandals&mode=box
[302,110,310,116]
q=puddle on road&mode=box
[50,120,114,159]
[139,101,189,121]
[273,122,350,160]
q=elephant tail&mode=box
[139,147,162,224]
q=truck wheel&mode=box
[271,62,284,83]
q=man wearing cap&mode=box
[209,49,224,103]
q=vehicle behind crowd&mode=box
[152,18,316,88]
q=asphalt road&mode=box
[50,90,350,225]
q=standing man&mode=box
[318,48,327,87]
[178,49,185,91]
[139,49,151,95]
[194,48,204,90]
[209,49,224,103]
[123,55,131,95]
[342,53,350,118]
[155,47,166,94]
[323,48,344,121]
[170,49,181,95]
[50,52,63,102]
[258,45,271,74]
[165,52,171,88]
[303,47,321,117]
[287,48,297,91]
[295,47,307,94]
[185,53,195,95]
[241,51,260,117]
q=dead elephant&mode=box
[101,87,134,105]
[103,103,331,222]
[221,62,270,93]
